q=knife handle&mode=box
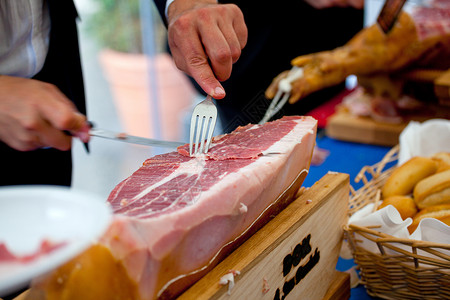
[63,121,94,153]
[63,121,95,136]
[377,0,408,34]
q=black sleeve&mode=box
[153,0,168,27]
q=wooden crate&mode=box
[179,173,350,300]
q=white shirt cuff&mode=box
[165,0,176,18]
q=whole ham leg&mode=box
[266,4,450,104]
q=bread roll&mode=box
[436,161,450,173]
[432,152,450,173]
[377,195,418,220]
[408,204,450,234]
[432,152,450,164]
[413,169,450,209]
[382,157,438,198]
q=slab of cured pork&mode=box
[32,116,317,300]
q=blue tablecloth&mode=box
[303,131,390,300]
[303,131,392,190]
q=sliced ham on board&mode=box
[31,115,317,300]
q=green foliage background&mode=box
[85,0,166,54]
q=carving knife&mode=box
[377,0,408,33]
[88,128,185,148]
[66,122,185,149]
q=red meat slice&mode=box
[0,241,66,263]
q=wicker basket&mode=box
[344,145,450,300]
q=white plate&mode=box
[0,185,112,297]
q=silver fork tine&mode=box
[259,66,303,125]
[204,117,216,153]
[259,89,288,124]
[270,92,290,117]
[189,95,217,156]
[198,116,208,153]
[260,90,282,124]
[189,114,197,155]
[195,115,204,154]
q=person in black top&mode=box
[0,0,89,186]
[0,0,364,188]
[154,0,364,132]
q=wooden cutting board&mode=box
[395,68,450,106]
[435,69,450,106]
[326,68,450,146]
[326,111,407,146]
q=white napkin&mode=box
[410,218,450,245]
[398,119,450,165]
[346,203,450,260]
[348,204,412,255]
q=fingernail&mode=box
[78,132,90,143]
[214,86,225,97]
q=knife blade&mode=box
[89,128,185,148]
[377,0,408,34]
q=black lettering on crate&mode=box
[282,276,296,297]
[282,254,293,277]
[296,248,320,283]
[282,234,312,276]
[274,234,320,300]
